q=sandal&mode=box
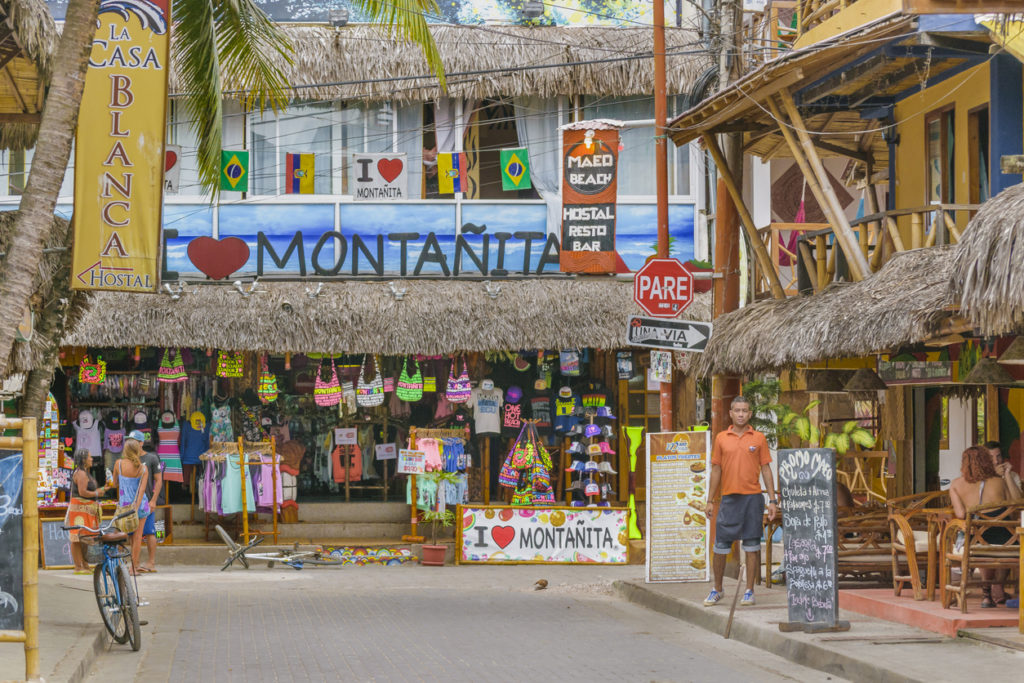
[981,587,996,608]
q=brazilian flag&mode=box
[500,148,531,191]
[220,150,249,192]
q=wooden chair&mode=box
[836,509,894,582]
[940,499,1024,613]
[887,491,950,600]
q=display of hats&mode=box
[596,407,616,419]
[558,386,573,398]
[602,424,615,438]
[566,479,582,491]
[568,442,584,455]
[506,386,523,404]
[584,423,601,438]
[599,441,616,455]
[571,500,586,507]
[583,460,599,473]
[565,460,584,472]
[584,481,600,496]
[133,411,147,425]
[587,443,602,456]
[598,461,618,475]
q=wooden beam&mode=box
[799,240,819,293]
[812,139,871,163]
[701,132,786,300]
[777,90,870,281]
[2,64,26,113]
[0,112,39,123]
[844,62,921,107]
[801,55,889,103]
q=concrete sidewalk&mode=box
[0,571,107,683]
[615,578,1024,682]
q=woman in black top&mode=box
[64,449,107,574]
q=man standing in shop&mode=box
[134,430,164,573]
[703,396,777,607]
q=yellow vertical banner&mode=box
[71,0,171,292]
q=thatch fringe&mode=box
[0,0,58,149]
[694,247,956,376]
[949,183,1024,335]
[171,25,707,103]
[64,279,710,355]
[0,210,90,374]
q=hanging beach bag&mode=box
[158,348,187,383]
[396,357,423,402]
[314,358,342,407]
[257,356,279,403]
[356,355,385,408]
[79,355,106,385]
[446,357,471,403]
[559,349,580,376]
[216,350,244,378]
[113,505,139,534]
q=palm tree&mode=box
[0,0,446,379]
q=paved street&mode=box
[82,564,842,682]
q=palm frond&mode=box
[172,0,293,195]
[352,0,447,90]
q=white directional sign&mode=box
[626,316,712,352]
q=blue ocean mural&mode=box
[219,203,334,274]
[164,204,214,276]
[339,203,455,275]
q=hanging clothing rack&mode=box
[404,426,470,540]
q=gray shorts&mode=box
[713,493,764,554]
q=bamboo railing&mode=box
[752,204,980,298]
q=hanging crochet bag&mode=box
[355,355,385,408]
[78,355,106,385]
[313,358,342,407]
[157,348,187,383]
[216,350,244,378]
[257,356,279,403]
[396,357,423,402]
[445,357,471,403]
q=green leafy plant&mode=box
[420,507,455,546]
[742,377,787,446]
[778,401,875,454]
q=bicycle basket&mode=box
[82,538,103,564]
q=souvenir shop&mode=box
[52,345,633,520]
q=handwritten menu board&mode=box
[645,431,710,582]
[0,449,24,630]
[777,448,849,633]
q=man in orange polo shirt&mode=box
[703,396,777,607]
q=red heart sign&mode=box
[491,525,515,549]
[377,158,404,184]
[165,149,178,172]
[187,236,251,280]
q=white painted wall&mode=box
[937,397,973,489]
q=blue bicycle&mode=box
[65,510,141,651]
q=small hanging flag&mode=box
[285,153,316,194]
[437,152,468,194]
[500,148,532,191]
[220,150,249,192]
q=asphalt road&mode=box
[83,564,844,682]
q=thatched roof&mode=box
[0,0,58,149]
[171,25,707,103]
[64,279,710,355]
[0,210,89,374]
[948,183,1024,335]
[694,247,957,376]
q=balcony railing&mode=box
[752,204,980,298]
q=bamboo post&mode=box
[270,436,278,544]
[911,212,923,249]
[858,222,869,258]
[22,417,38,681]
[701,132,787,299]
[482,437,491,504]
[814,235,827,288]
[943,211,961,243]
[886,217,907,252]
[405,427,421,541]
[799,241,819,292]
[238,437,248,545]
[776,92,870,280]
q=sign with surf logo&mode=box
[560,126,619,274]
[72,0,171,292]
[456,505,628,564]
[645,431,711,582]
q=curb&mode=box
[50,625,110,683]
[613,580,922,683]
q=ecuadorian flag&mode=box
[437,152,467,194]
[285,153,315,194]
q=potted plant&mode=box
[419,507,454,566]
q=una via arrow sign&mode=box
[626,316,712,352]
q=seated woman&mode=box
[949,445,1012,608]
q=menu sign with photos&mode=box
[645,431,711,582]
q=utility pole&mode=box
[710,0,743,438]
[654,0,674,431]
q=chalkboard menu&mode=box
[0,449,24,631]
[777,448,849,633]
[40,519,73,569]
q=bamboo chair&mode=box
[940,499,1024,613]
[887,490,950,600]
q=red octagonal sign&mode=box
[633,258,693,318]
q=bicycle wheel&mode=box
[117,562,141,652]
[93,562,128,643]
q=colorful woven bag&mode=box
[216,350,244,378]
[396,357,423,402]
[445,357,471,403]
[313,358,342,407]
[158,348,187,383]
[355,355,385,408]
[257,356,278,403]
[79,355,106,385]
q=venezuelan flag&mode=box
[285,153,315,194]
[437,152,467,194]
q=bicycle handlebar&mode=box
[62,509,135,533]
